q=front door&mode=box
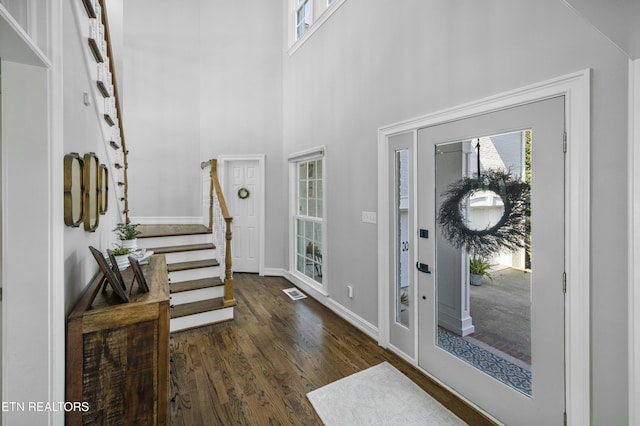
[417,97,566,425]
[226,159,261,273]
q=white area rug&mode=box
[307,362,466,425]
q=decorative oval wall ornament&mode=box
[64,153,84,227]
[437,169,530,258]
[237,187,250,199]
[83,153,100,232]
[98,164,109,215]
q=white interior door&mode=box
[226,159,261,273]
[417,97,566,425]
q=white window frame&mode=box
[295,0,312,41]
[288,0,348,55]
[288,146,327,295]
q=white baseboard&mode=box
[262,267,286,277]
[130,216,204,225]
[283,271,378,340]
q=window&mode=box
[296,0,312,39]
[288,0,347,53]
[290,149,325,291]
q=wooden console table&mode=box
[67,254,169,425]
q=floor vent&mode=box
[283,287,307,300]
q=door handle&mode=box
[416,262,431,274]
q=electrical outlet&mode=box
[362,211,377,224]
[347,285,354,298]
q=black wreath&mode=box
[237,187,250,199]
[437,169,530,258]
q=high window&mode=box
[290,148,326,291]
[288,0,347,53]
[296,0,312,39]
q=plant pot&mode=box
[120,238,138,250]
[114,254,130,270]
[470,273,483,286]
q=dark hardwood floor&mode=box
[169,274,496,425]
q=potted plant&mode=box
[469,256,492,286]
[113,223,141,250]
[400,291,409,312]
[112,246,132,269]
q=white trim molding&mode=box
[378,69,591,425]
[630,58,640,426]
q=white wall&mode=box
[123,0,201,218]
[123,0,286,268]
[63,0,125,312]
[283,0,629,423]
[2,60,51,425]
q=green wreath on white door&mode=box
[237,187,250,199]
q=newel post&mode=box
[223,217,236,306]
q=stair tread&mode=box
[167,259,219,272]
[138,224,210,238]
[171,297,233,319]
[170,277,223,293]
[148,243,215,254]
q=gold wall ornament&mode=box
[64,153,84,227]
[99,164,108,215]
[83,153,100,232]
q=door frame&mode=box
[377,69,591,425]
[217,154,266,275]
[629,58,640,426]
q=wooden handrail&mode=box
[207,159,235,307]
[100,0,129,224]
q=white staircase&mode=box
[136,224,235,332]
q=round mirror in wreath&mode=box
[437,168,529,258]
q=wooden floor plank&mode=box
[169,274,496,426]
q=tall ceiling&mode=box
[564,0,640,59]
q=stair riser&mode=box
[138,233,211,248]
[170,286,224,305]
[163,249,217,264]
[170,307,234,333]
[169,266,220,283]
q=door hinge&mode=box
[562,272,567,293]
[563,131,567,153]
